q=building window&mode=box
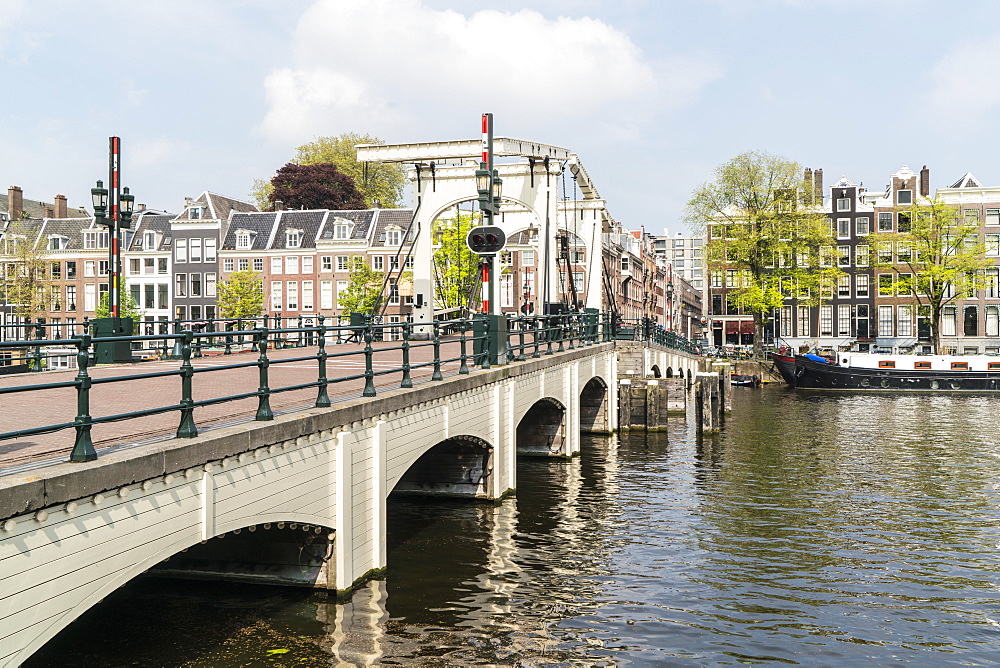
[144,231,157,250]
[286,230,303,248]
[796,306,810,337]
[898,305,913,337]
[66,285,77,312]
[820,305,833,336]
[336,280,348,308]
[175,274,187,297]
[838,246,851,267]
[838,275,851,297]
[837,218,850,238]
[836,198,850,212]
[51,262,62,280]
[878,274,894,296]
[878,306,894,337]
[66,261,76,280]
[878,212,893,232]
[779,306,792,337]
[286,256,299,274]
[856,217,870,236]
[144,258,155,275]
[253,258,264,272]
[572,272,585,292]
[271,257,282,275]
[237,232,251,249]
[158,284,168,309]
[819,246,833,267]
[386,229,402,246]
[98,261,109,276]
[987,305,999,337]
[190,238,202,262]
[189,206,202,219]
[235,258,248,271]
[206,273,217,297]
[223,258,234,272]
[205,238,217,262]
[987,268,1000,298]
[287,281,298,310]
[986,234,1000,256]
[942,306,957,336]
[271,282,282,310]
[522,250,535,266]
[897,190,912,205]
[987,209,1000,226]
[321,256,332,271]
[897,212,911,233]
[128,258,139,275]
[856,274,869,297]
[84,260,95,277]
[621,257,630,272]
[84,284,96,312]
[302,256,314,273]
[372,256,384,271]
[83,230,109,249]
[320,281,333,310]
[855,245,869,267]
[334,221,351,239]
[838,304,851,337]
[897,243,912,263]
[302,281,314,310]
[158,258,168,274]
[143,284,154,310]
[336,255,349,272]
[964,305,978,336]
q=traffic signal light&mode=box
[466,225,506,254]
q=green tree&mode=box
[338,256,384,314]
[685,151,840,354]
[216,269,265,319]
[432,211,480,313]
[96,277,146,332]
[869,198,993,354]
[0,221,51,323]
[251,133,405,210]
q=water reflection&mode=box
[27,386,1000,666]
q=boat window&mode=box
[914,361,931,369]
[989,362,1000,370]
[878,361,896,368]
[951,362,969,370]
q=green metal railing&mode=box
[0,310,696,464]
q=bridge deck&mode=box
[0,338,470,475]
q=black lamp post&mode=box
[91,173,135,323]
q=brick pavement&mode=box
[0,337,476,471]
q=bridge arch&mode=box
[580,376,609,433]
[391,435,493,498]
[516,397,567,456]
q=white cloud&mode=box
[257,0,721,145]
[924,35,1000,132]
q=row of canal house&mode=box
[709,165,1000,354]
[3,188,651,349]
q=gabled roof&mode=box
[37,217,95,250]
[221,212,278,251]
[949,172,981,189]
[271,210,328,250]
[174,191,256,222]
[128,212,175,251]
[0,193,89,221]
[370,209,415,247]
[316,209,376,243]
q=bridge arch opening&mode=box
[580,376,609,433]
[666,367,674,378]
[651,364,661,378]
[517,397,567,456]
[393,435,493,498]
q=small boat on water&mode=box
[772,352,1000,391]
[730,373,761,387]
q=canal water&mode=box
[26,386,1000,666]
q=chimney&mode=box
[920,165,929,197]
[54,194,67,219]
[44,206,54,218]
[813,169,823,205]
[137,203,147,212]
[372,198,382,209]
[273,200,284,211]
[803,168,813,205]
[7,186,23,221]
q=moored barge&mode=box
[772,352,1000,391]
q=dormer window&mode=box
[236,229,253,249]
[144,231,158,250]
[48,235,68,250]
[189,206,203,219]
[897,190,912,205]
[386,227,402,246]
[334,219,353,240]
[286,229,303,248]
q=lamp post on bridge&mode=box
[90,137,135,326]
[473,113,503,316]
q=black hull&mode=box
[771,354,1000,392]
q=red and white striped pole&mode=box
[108,137,121,319]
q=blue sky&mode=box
[2,0,998,235]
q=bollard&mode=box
[459,318,469,375]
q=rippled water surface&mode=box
[27,387,1000,666]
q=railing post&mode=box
[362,315,377,396]
[545,315,554,355]
[176,330,198,438]
[297,315,303,347]
[170,319,183,360]
[556,314,565,353]
[566,313,576,350]
[431,321,443,381]
[532,316,541,358]
[69,334,97,462]
[29,319,43,372]
[255,328,274,420]
[479,314,491,370]
[315,315,331,408]
[400,321,413,388]
[516,317,526,361]
[459,318,470,375]
[193,325,203,358]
